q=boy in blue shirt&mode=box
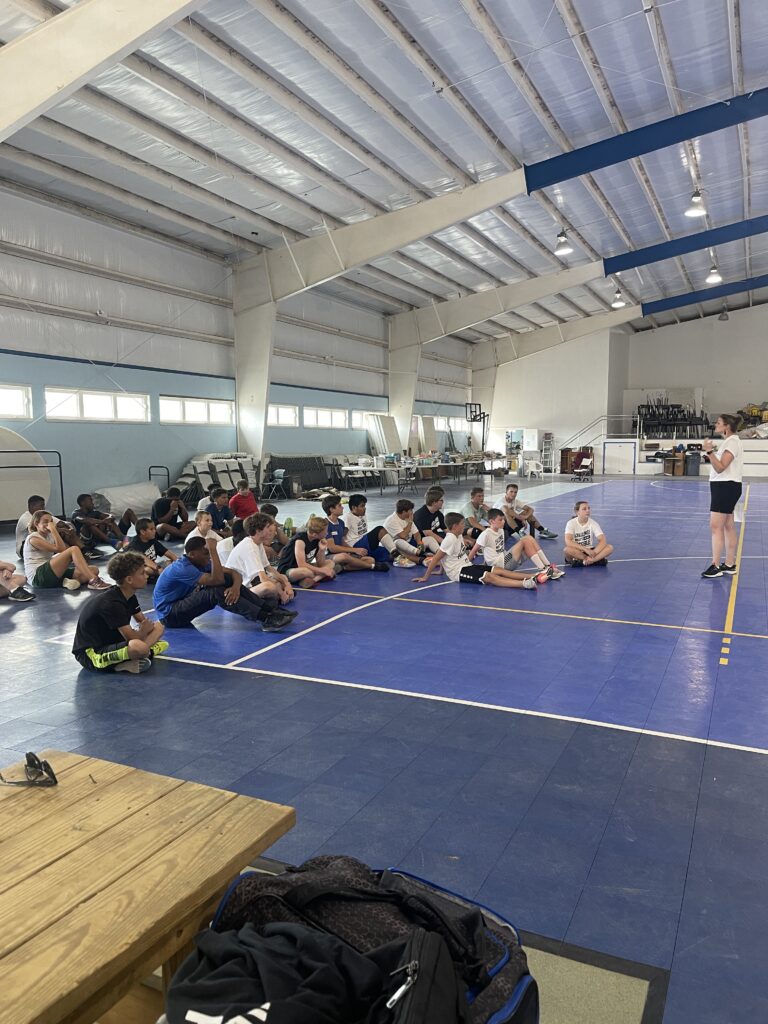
[153,535,296,631]
[205,488,234,537]
[321,496,389,573]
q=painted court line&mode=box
[723,484,751,638]
[224,579,451,668]
[297,588,768,641]
[157,654,768,758]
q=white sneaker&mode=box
[546,564,566,580]
[62,578,81,591]
[522,576,537,589]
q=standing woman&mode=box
[701,414,743,578]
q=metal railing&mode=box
[560,415,637,452]
[0,449,65,518]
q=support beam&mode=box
[233,264,276,467]
[243,170,525,301]
[642,274,768,317]
[389,262,602,348]
[515,308,641,360]
[0,0,199,141]
[605,214,768,276]
[525,86,768,194]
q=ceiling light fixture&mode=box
[554,230,573,256]
[684,188,707,218]
[611,288,627,309]
[705,265,722,285]
[718,305,729,322]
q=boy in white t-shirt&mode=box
[414,513,541,589]
[382,499,435,565]
[225,513,294,605]
[343,494,395,562]
[469,509,565,579]
[563,501,614,566]
[500,483,558,540]
[185,510,215,544]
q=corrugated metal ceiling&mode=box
[0,0,766,337]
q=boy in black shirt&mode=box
[277,516,336,589]
[413,487,447,547]
[151,487,196,540]
[71,493,136,550]
[127,518,178,581]
[72,551,168,675]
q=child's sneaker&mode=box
[373,561,390,572]
[522,576,538,589]
[719,563,737,575]
[150,640,169,656]
[539,528,558,539]
[62,577,81,591]
[701,563,723,578]
[88,577,111,590]
[534,572,549,585]
[565,556,584,567]
[546,564,566,580]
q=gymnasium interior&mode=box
[1,1,767,1021]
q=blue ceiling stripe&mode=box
[604,214,768,276]
[524,87,768,194]
[641,274,768,317]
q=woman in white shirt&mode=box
[564,501,614,567]
[701,414,743,579]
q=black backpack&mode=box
[208,855,538,1024]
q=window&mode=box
[433,416,448,432]
[159,396,235,425]
[0,384,33,419]
[449,416,467,432]
[45,387,150,422]
[267,404,299,427]
[351,410,371,430]
[304,406,347,429]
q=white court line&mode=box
[158,653,768,758]
[225,579,451,668]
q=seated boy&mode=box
[0,560,35,603]
[196,483,218,512]
[413,488,447,548]
[564,501,614,566]
[226,513,294,604]
[469,509,564,579]
[501,483,557,540]
[16,495,85,557]
[383,499,436,564]
[126,517,178,581]
[72,493,136,549]
[229,479,259,520]
[153,535,295,631]
[206,488,234,537]
[462,487,490,541]
[277,515,336,589]
[414,513,540,589]
[321,495,389,572]
[343,494,394,562]
[260,503,289,564]
[186,510,215,543]
[216,517,246,561]
[72,551,168,675]
[152,487,196,540]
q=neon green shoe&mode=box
[150,641,169,656]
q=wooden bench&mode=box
[0,750,295,1024]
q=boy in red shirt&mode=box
[229,479,259,520]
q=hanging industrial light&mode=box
[554,230,573,256]
[705,264,722,285]
[684,188,707,218]
[611,288,627,309]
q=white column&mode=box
[233,262,276,471]
[388,324,421,453]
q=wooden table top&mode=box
[0,750,295,1024]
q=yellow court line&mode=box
[724,483,751,635]
[300,587,768,641]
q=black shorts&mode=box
[710,481,742,514]
[458,565,488,585]
[464,526,482,540]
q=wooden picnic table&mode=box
[0,749,295,1024]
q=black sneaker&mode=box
[593,558,609,567]
[701,563,723,579]
[84,548,105,560]
[565,556,584,567]
[280,609,299,620]
[539,529,558,539]
[373,561,390,572]
[262,611,294,632]
[719,563,737,575]
[8,587,35,602]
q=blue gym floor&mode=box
[3,476,768,1022]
